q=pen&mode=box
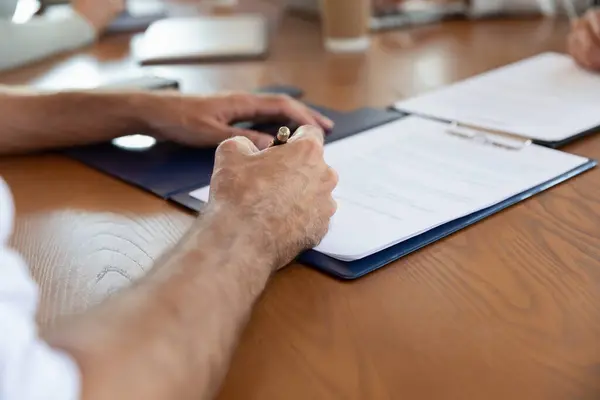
[270,126,291,147]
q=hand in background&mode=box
[568,9,600,71]
[141,92,334,150]
[73,0,125,34]
[207,126,338,268]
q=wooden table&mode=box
[2,10,600,400]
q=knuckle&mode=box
[217,138,240,153]
[271,94,295,110]
[297,138,323,158]
[326,167,339,187]
[294,124,323,136]
[210,166,240,195]
[213,165,236,182]
[274,93,293,104]
[299,124,322,133]
[233,135,255,148]
[327,198,338,216]
[228,92,252,107]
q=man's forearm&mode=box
[45,206,275,400]
[0,87,148,154]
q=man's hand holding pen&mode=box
[205,125,338,270]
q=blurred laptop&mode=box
[135,14,269,65]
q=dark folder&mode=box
[65,103,400,199]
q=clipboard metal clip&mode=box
[446,122,532,151]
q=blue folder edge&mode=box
[534,125,600,149]
[170,159,596,280]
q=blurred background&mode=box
[12,0,584,28]
[2,0,594,106]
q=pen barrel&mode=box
[271,137,287,146]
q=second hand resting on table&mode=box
[0,88,334,154]
[569,8,600,71]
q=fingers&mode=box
[225,127,274,150]
[308,108,335,131]
[249,94,334,130]
[288,125,325,146]
[575,32,594,68]
[569,12,600,71]
[582,15,600,48]
[263,95,323,128]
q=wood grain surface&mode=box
[2,4,600,399]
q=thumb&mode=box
[226,127,275,150]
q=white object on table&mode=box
[395,52,600,143]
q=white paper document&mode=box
[394,52,600,142]
[189,116,589,261]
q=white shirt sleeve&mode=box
[0,9,96,72]
[0,178,81,400]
